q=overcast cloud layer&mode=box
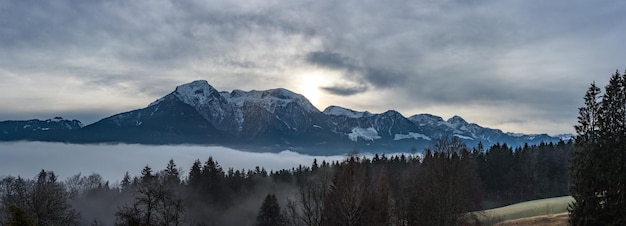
[2,0,626,135]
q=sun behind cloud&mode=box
[298,74,323,107]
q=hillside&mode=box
[478,196,573,224]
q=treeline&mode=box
[476,140,573,208]
[0,137,573,225]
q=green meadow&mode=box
[476,196,574,223]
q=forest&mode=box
[0,137,573,226]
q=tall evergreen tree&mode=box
[256,193,285,226]
[570,71,626,225]
[121,172,132,191]
[188,159,202,189]
[164,159,181,186]
[201,157,225,203]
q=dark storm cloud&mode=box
[306,52,358,71]
[306,51,406,88]
[321,85,368,96]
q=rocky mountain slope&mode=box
[0,80,569,154]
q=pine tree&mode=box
[164,159,181,186]
[188,159,202,189]
[201,157,225,203]
[570,71,626,225]
[121,172,132,191]
[256,193,285,226]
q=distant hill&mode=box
[0,80,570,155]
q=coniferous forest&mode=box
[0,137,573,225]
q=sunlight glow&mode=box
[299,75,322,106]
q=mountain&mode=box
[323,106,432,151]
[0,80,569,154]
[72,81,340,152]
[407,114,563,148]
[0,117,82,141]
[74,92,233,144]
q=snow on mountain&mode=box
[227,88,316,113]
[325,107,422,144]
[506,132,544,140]
[453,134,474,140]
[348,127,381,142]
[47,117,84,128]
[556,134,575,141]
[408,114,445,126]
[99,81,566,150]
[173,80,222,107]
[323,106,374,118]
[0,117,83,141]
[505,132,527,138]
[152,80,235,132]
[394,132,432,141]
[447,115,469,127]
[405,113,566,148]
[145,80,330,142]
[0,80,566,153]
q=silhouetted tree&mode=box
[257,193,285,226]
[408,137,482,225]
[0,171,79,225]
[321,155,367,226]
[570,70,626,225]
[164,159,181,186]
[286,165,333,226]
[115,164,184,226]
[188,159,202,190]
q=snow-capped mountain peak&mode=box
[323,106,373,118]
[381,110,405,118]
[408,114,445,126]
[173,80,224,107]
[13,80,564,153]
[226,88,318,113]
[148,80,222,107]
[447,115,468,126]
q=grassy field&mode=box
[494,212,569,226]
[474,196,574,224]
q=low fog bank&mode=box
[0,142,347,181]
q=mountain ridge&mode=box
[0,80,571,154]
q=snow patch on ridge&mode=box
[348,127,381,142]
[506,132,526,137]
[173,80,220,108]
[227,88,316,114]
[394,132,432,141]
[323,106,373,118]
[453,134,474,140]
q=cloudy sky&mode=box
[1,0,625,135]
